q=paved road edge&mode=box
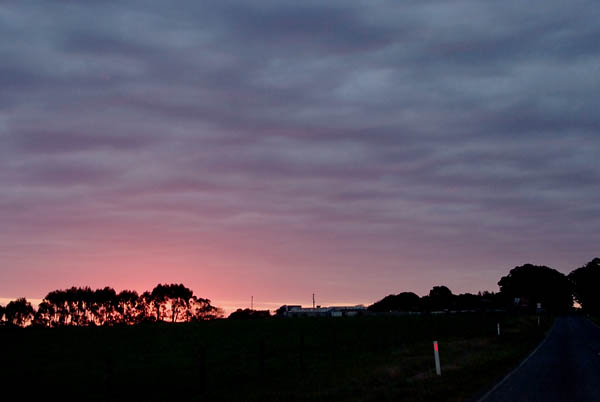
[475,318,557,402]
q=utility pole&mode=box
[312,293,315,308]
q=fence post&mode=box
[433,341,441,376]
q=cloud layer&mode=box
[1,1,599,309]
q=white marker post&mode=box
[497,323,500,336]
[433,341,441,376]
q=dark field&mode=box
[1,314,550,401]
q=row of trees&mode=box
[368,287,504,313]
[369,258,600,314]
[0,283,223,327]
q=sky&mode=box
[1,0,599,313]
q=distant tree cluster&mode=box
[1,298,35,327]
[0,283,223,327]
[368,287,504,313]
[369,258,600,315]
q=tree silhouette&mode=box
[116,290,141,324]
[93,287,118,325]
[148,284,171,322]
[189,296,223,320]
[167,284,193,322]
[368,292,421,312]
[33,300,56,327]
[498,264,572,313]
[5,297,35,326]
[568,257,600,313]
[145,284,222,322]
[429,286,452,298]
[65,286,94,326]
[44,289,69,326]
[423,285,454,311]
[136,291,155,322]
[0,304,5,325]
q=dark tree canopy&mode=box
[116,290,143,325]
[144,283,222,322]
[5,298,35,326]
[422,286,454,311]
[38,286,119,326]
[568,258,600,313]
[428,286,452,298]
[149,283,194,322]
[498,264,572,313]
[189,296,223,321]
[368,292,421,312]
[454,293,480,310]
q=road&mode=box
[481,316,600,402]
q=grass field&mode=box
[0,313,551,401]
